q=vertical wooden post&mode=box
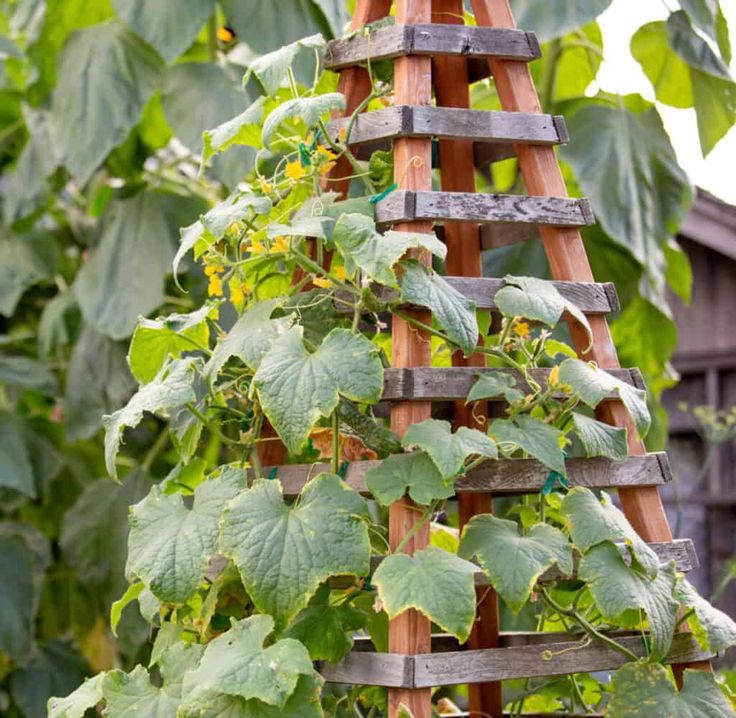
[389,1,434,716]
[431,1,502,715]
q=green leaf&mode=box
[561,103,692,279]
[664,238,693,302]
[680,0,719,39]
[495,275,592,347]
[668,10,731,80]
[38,289,80,357]
[558,358,650,438]
[113,0,216,62]
[127,467,245,604]
[162,62,256,154]
[110,582,145,637]
[332,214,446,288]
[466,372,524,404]
[220,474,370,627]
[399,260,479,356]
[0,413,35,497]
[676,578,736,653]
[491,415,566,476]
[103,358,200,478]
[75,191,207,340]
[372,546,477,642]
[204,300,292,383]
[607,662,734,718]
[459,514,573,612]
[181,615,313,707]
[50,21,163,185]
[102,665,179,717]
[0,355,57,395]
[579,543,678,660]
[158,641,206,698]
[0,231,51,317]
[48,674,105,718]
[0,534,36,661]
[402,419,497,479]
[128,304,213,384]
[561,487,659,577]
[572,412,628,460]
[509,0,613,41]
[552,23,603,102]
[262,93,345,148]
[202,97,266,169]
[254,327,383,453]
[284,583,365,663]
[66,326,136,442]
[245,34,325,95]
[364,451,453,506]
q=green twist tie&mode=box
[369,182,398,205]
[267,467,278,481]
[337,461,349,479]
[542,452,569,495]
[298,142,311,167]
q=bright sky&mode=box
[596,0,736,204]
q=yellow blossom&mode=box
[207,274,223,297]
[270,235,289,253]
[319,161,336,175]
[250,239,265,254]
[316,145,337,161]
[258,176,272,194]
[217,26,236,43]
[204,264,224,277]
[226,222,242,238]
[338,127,347,143]
[549,365,560,386]
[333,266,348,281]
[284,161,306,181]
[312,276,332,289]
[512,321,530,338]
[229,281,246,308]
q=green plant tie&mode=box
[298,142,311,167]
[369,182,398,205]
[542,453,570,495]
[337,460,349,478]
[267,467,278,481]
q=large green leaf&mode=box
[578,543,678,660]
[204,300,292,383]
[0,355,57,395]
[509,0,612,41]
[50,21,163,185]
[460,515,573,613]
[103,358,200,478]
[558,358,650,438]
[466,372,524,404]
[202,97,266,169]
[66,326,136,442]
[128,304,213,384]
[220,474,370,627]
[245,34,325,95]
[490,415,566,476]
[0,413,35,497]
[607,662,733,717]
[181,615,313,707]
[0,534,36,661]
[162,62,255,154]
[364,451,453,507]
[572,412,628,460]
[494,275,592,347]
[561,487,659,578]
[372,546,477,642]
[284,583,365,663]
[399,260,479,356]
[680,0,719,39]
[102,665,179,716]
[676,578,736,653]
[48,674,105,718]
[127,467,246,604]
[75,191,207,340]
[402,419,496,480]
[332,214,446,288]
[113,0,216,62]
[254,327,383,453]
[0,231,52,317]
[561,102,692,281]
[262,93,345,148]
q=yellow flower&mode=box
[229,280,249,308]
[333,266,348,281]
[338,127,347,143]
[207,274,223,297]
[549,365,560,386]
[270,235,289,253]
[313,276,332,289]
[217,26,236,43]
[258,176,273,194]
[512,321,530,338]
[204,264,224,277]
[284,161,306,181]
[226,222,242,238]
[250,239,265,255]
[318,161,336,175]
[316,145,337,161]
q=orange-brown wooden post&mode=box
[431,0,503,715]
[388,0,434,716]
[470,0,710,674]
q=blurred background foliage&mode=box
[0,0,733,715]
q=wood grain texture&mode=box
[264,452,672,498]
[324,23,540,70]
[376,190,594,227]
[319,632,712,687]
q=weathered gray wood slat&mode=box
[382,366,643,401]
[319,633,711,687]
[324,24,541,71]
[327,106,568,147]
[268,452,672,498]
[335,278,619,315]
[376,190,595,227]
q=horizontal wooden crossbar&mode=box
[327,105,568,147]
[381,366,644,401]
[319,632,712,687]
[267,453,671,498]
[376,190,595,227]
[324,23,541,71]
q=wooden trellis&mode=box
[260,1,715,716]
